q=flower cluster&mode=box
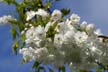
[0,15,16,25]
[2,8,108,71]
[18,8,108,71]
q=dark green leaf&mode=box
[61,8,70,16]
[21,41,25,49]
[49,68,54,72]
[59,66,66,72]
[35,66,45,72]
[10,27,17,40]
[32,61,40,68]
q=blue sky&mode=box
[0,0,108,72]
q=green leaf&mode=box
[18,22,25,32]
[35,66,45,72]
[10,27,17,40]
[32,61,46,72]
[49,68,54,72]
[96,69,103,72]
[61,8,70,16]
[46,1,51,9]
[12,40,19,54]
[16,3,26,23]
[8,19,17,25]
[20,34,26,41]
[21,41,25,49]
[46,21,58,41]
[32,61,40,68]
[59,66,66,72]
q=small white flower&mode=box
[55,22,69,34]
[64,31,75,44]
[35,9,49,17]
[80,21,87,30]
[70,13,80,24]
[51,9,62,21]
[19,47,35,62]
[26,10,36,21]
[74,31,88,44]
[25,25,46,48]
[25,26,35,44]
[34,25,45,39]
[66,19,76,31]
[35,47,48,60]
[54,34,64,48]
[64,31,74,40]
[86,24,95,35]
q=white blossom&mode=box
[18,9,108,71]
[55,22,69,34]
[35,9,49,17]
[70,13,80,24]
[34,47,48,61]
[26,10,36,21]
[51,9,62,21]
[0,15,16,25]
[25,26,35,44]
[54,34,64,48]
[19,47,35,62]
[80,21,87,30]
[86,24,95,35]
[74,31,88,44]
[65,20,75,32]
[34,25,45,39]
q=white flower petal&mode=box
[26,10,36,21]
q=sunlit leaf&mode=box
[12,40,19,54]
[46,21,58,41]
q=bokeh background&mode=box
[0,0,108,72]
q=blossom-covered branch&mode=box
[0,0,108,72]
